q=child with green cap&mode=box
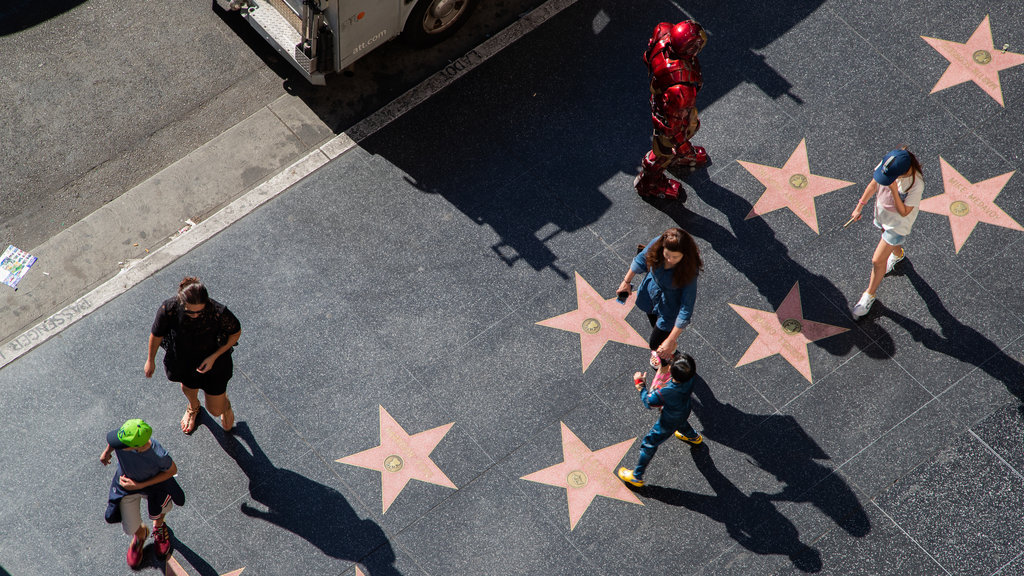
[100,419,183,569]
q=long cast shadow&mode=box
[875,260,1024,404]
[356,0,828,281]
[690,375,869,537]
[213,422,402,576]
[656,177,894,359]
[643,447,822,573]
[167,538,220,576]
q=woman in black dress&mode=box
[144,277,242,434]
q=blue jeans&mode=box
[633,418,697,479]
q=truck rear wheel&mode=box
[402,0,478,46]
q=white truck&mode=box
[214,0,479,85]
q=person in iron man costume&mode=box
[635,20,709,200]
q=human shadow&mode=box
[0,0,87,35]
[213,422,402,576]
[654,177,894,360]
[355,0,828,282]
[690,375,870,539]
[874,260,1024,404]
[165,538,221,576]
[643,447,822,573]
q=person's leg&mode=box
[867,237,899,296]
[205,392,234,431]
[149,496,174,558]
[119,494,144,537]
[632,422,675,480]
[120,494,148,567]
[180,383,202,434]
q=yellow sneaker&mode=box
[675,431,703,445]
[617,467,644,487]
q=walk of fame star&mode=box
[336,406,456,513]
[521,422,641,530]
[729,282,849,382]
[536,272,649,372]
[918,158,1022,252]
[737,139,855,233]
[922,15,1024,106]
[166,557,243,576]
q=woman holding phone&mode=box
[618,227,702,388]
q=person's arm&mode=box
[119,461,177,491]
[640,385,664,410]
[850,180,879,222]
[100,444,114,466]
[619,238,657,296]
[890,177,919,217]
[196,330,241,373]
[144,333,163,378]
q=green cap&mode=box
[107,419,153,449]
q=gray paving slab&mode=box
[875,433,1024,576]
[777,501,947,576]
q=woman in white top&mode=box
[849,147,924,319]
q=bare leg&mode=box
[205,393,234,431]
[866,238,899,297]
[180,384,201,433]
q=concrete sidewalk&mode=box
[0,0,574,367]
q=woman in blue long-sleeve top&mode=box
[617,227,702,389]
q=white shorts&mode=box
[119,493,173,536]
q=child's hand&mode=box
[100,449,112,466]
[119,475,141,490]
[633,372,647,391]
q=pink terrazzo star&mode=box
[521,422,642,530]
[922,15,1024,106]
[166,558,244,576]
[336,405,456,513]
[729,282,849,382]
[919,157,1022,253]
[536,272,649,372]
[737,139,855,233]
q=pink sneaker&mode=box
[649,351,661,368]
[153,523,172,559]
[127,525,148,569]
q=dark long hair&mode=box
[900,146,923,189]
[177,276,209,306]
[645,227,702,287]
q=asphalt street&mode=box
[2,0,1024,575]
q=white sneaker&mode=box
[886,250,905,274]
[852,292,875,319]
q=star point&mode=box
[336,405,456,513]
[738,139,855,233]
[918,158,1021,252]
[730,282,849,382]
[521,422,641,530]
[537,272,649,371]
[165,557,244,576]
[922,15,1024,106]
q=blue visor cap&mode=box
[873,150,912,186]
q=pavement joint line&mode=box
[870,500,954,576]
[0,0,579,371]
[968,428,1024,483]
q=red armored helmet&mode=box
[669,20,707,57]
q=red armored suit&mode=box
[635,20,709,200]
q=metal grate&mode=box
[262,0,301,32]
